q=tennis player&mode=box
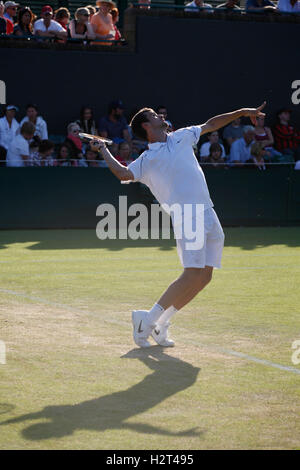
[90,102,266,348]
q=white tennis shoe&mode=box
[151,322,175,347]
[132,310,156,348]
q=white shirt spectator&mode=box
[200,142,226,158]
[128,126,214,226]
[277,0,300,12]
[33,18,65,34]
[229,137,254,163]
[295,160,300,170]
[6,134,29,167]
[0,116,19,150]
[20,115,48,140]
[185,1,214,12]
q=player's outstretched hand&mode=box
[90,139,106,153]
[243,101,266,126]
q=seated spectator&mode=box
[110,7,121,41]
[229,125,256,165]
[76,106,98,135]
[0,104,19,157]
[99,100,131,144]
[246,142,267,170]
[138,0,151,9]
[273,108,300,161]
[222,117,244,149]
[65,122,84,164]
[28,135,41,166]
[203,143,226,168]
[254,115,274,148]
[0,1,14,33]
[56,142,74,166]
[246,0,277,12]
[84,145,104,167]
[86,5,96,20]
[33,5,67,40]
[38,139,55,166]
[185,0,214,13]
[277,0,300,12]
[6,121,35,167]
[200,131,226,159]
[68,7,95,41]
[91,0,115,46]
[20,104,48,140]
[4,1,18,24]
[216,0,241,10]
[54,7,70,31]
[13,6,34,37]
[157,105,174,131]
[114,141,134,166]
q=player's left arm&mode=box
[200,102,266,136]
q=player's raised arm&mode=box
[90,140,134,181]
[200,102,266,135]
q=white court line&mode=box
[0,287,300,376]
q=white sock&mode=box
[157,305,178,325]
[147,303,164,324]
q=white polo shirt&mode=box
[6,134,29,167]
[33,19,65,34]
[0,116,20,150]
[128,126,213,222]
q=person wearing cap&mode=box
[0,1,14,33]
[4,1,18,23]
[6,121,35,167]
[91,0,115,45]
[272,108,300,160]
[98,100,131,145]
[33,5,67,40]
[0,105,20,161]
[68,7,95,41]
[20,104,48,140]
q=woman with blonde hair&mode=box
[91,0,115,45]
[68,7,95,41]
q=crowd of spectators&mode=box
[0,101,299,169]
[0,1,124,44]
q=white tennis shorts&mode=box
[175,207,225,269]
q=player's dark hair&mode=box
[130,107,152,141]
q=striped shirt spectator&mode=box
[272,108,300,155]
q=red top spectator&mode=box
[0,1,13,33]
[273,108,300,154]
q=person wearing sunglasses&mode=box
[68,7,95,41]
[4,1,18,24]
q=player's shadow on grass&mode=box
[0,348,203,441]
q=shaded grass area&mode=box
[0,228,299,449]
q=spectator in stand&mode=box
[138,0,151,8]
[54,7,70,31]
[216,0,241,10]
[91,0,115,46]
[0,104,19,159]
[200,131,226,159]
[99,100,131,144]
[65,122,84,165]
[222,117,244,149]
[85,145,103,167]
[6,121,35,167]
[76,106,98,135]
[278,0,300,12]
[246,142,267,170]
[203,143,226,168]
[0,1,14,33]
[4,1,18,24]
[13,6,34,37]
[114,141,134,166]
[56,142,73,166]
[20,104,48,140]
[229,125,256,165]
[157,105,174,131]
[86,5,96,20]
[273,108,300,161]
[246,0,277,12]
[68,7,95,41]
[185,0,214,13]
[33,5,67,40]
[254,115,274,148]
[37,139,55,166]
[111,7,121,41]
